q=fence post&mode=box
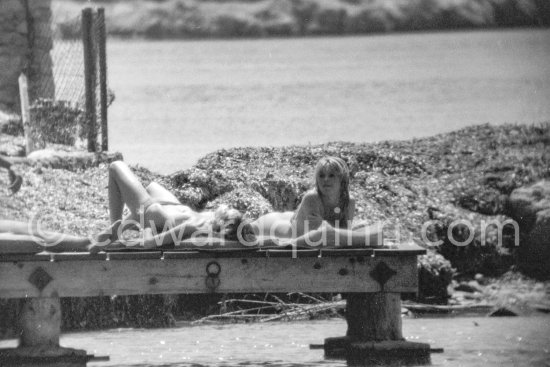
[82,7,97,153]
[97,8,109,151]
[18,73,36,154]
[97,8,108,152]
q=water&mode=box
[104,29,550,174]
[2,317,549,366]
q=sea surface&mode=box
[101,29,550,174]
[1,316,549,366]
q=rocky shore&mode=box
[1,122,549,332]
[52,0,550,40]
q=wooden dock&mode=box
[0,242,433,366]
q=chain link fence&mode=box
[25,7,109,152]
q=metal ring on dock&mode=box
[205,261,221,291]
[205,261,221,276]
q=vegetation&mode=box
[0,122,549,336]
[30,99,85,146]
[52,0,550,39]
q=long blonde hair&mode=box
[314,156,350,227]
[211,204,243,240]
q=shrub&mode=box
[417,250,455,302]
[30,99,84,146]
[0,115,24,136]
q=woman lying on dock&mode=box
[248,156,380,248]
[94,160,246,249]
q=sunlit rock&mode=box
[505,180,550,278]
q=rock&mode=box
[457,187,503,215]
[474,273,487,285]
[505,180,550,228]
[468,280,484,292]
[488,307,518,317]
[505,180,550,279]
[429,204,514,276]
[26,149,123,171]
[463,292,483,300]
[455,280,484,293]
[532,303,550,314]
[450,291,467,302]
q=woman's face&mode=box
[317,167,342,197]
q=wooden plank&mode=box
[374,249,426,256]
[375,242,426,256]
[192,248,267,258]
[106,252,162,260]
[321,248,374,257]
[161,251,202,259]
[265,249,320,257]
[50,253,107,261]
[0,253,52,262]
[0,255,418,298]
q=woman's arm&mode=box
[291,222,383,248]
[292,192,324,237]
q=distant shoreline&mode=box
[52,0,550,40]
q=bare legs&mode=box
[107,161,151,224]
[145,182,180,204]
[95,161,155,245]
[0,220,91,253]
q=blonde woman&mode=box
[248,156,380,248]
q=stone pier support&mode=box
[19,296,61,347]
[0,287,92,366]
[324,293,432,365]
